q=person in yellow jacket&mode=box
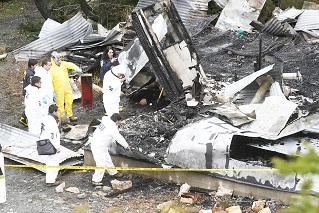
[50,51,82,121]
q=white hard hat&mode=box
[112,64,126,75]
[51,51,61,61]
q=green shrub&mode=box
[272,140,319,212]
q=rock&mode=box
[178,183,191,197]
[180,192,199,204]
[225,206,241,213]
[139,98,148,106]
[110,179,132,190]
[258,207,271,213]
[65,187,80,194]
[215,186,233,197]
[102,186,112,191]
[55,182,65,193]
[252,200,266,212]
[77,193,87,199]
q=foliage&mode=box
[17,20,43,37]
[259,0,276,24]
[34,0,137,29]
[207,1,222,15]
[272,140,319,212]
[0,0,23,18]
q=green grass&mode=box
[0,0,23,18]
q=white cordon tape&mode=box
[1,164,278,172]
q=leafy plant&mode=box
[272,140,319,212]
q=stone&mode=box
[77,193,87,199]
[110,179,132,190]
[65,187,80,194]
[215,186,233,197]
[178,183,191,197]
[225,206,241,213]
[139,98,147,106]
[252,200,266,212]
[102,186,112,191]
[259,207,271,213]
[55,182,65,193]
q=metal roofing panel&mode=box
[262,17,292,36]
[274,8,303,21]
[295,10,319,31]
[13,12,93,61]
[0,123,81,172]
[38,18,61,38]
[136,0,210,28]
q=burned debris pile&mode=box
[120,102,202,164]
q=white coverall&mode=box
[50,58,79,118]
[24,85,47,136]
[91,116,129,182]
[35,66,54,112]
[39,114,61,184]
[102,64,126,116]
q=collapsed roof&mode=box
[7,0,319,193]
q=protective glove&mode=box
[76,68,82,74]
[53,92,57,101]
[42,97,47,104]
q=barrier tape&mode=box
[0,164,279,172]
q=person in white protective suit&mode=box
[24,76,47,136]
[35,58,54,113]
[39,104,61,187]
[50,51,82,121]
[102,64,126,116]
[91,113,130,186]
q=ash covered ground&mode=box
[0,1,317,211]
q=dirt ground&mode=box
[1,0,317,212]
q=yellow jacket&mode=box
[50,58,79,118]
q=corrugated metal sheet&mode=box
[13,12,93,61]
[261,17,292,36]
[274,8,303,21]
[38,19,61,38]
[295,10,319,31]
[0,123,82,173]
[135,0,210,28]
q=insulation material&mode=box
[163,41,197,88]
[241,96,297,136]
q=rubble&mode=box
[110,179,133,191]
[3,1,319,211]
